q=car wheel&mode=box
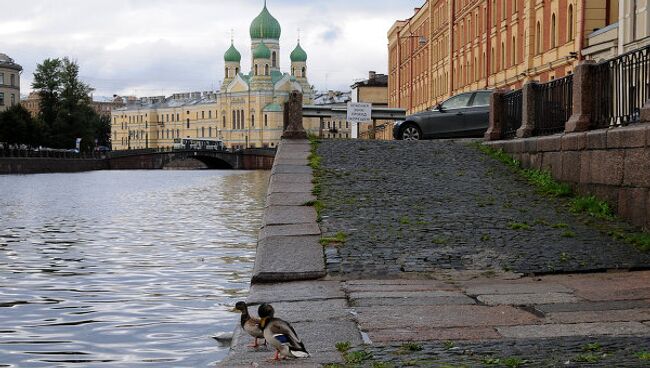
[400,123,422,141]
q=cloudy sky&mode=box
[2,0,424,99]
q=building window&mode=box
[568,4,574,42]
[251,114,255,127]
[501,42,505,69]
[225,67,229,78]
[292,67,295,76]
[176,113,179,121]
[265,64,269,76]
[11,94,15,106]
[209,127,212,137]
[187,119,190,129]
[255,64,259,76]
[492,0,497,26]
[223,116,226,128]
[264,114,268,127]
[10,74,15,86]
[502,0,506,19]
[272,51,277,68]
[232,111,236,129]
[551,14,557,48]
[536,21,542,55]
[202,111,205,119]
[0,92,4,106]
[209,111,212,119]
[513,0,517,13]
[235,67,239,75]
[177,129,180,138]
[202,127,205,138]
[302,67,306,77]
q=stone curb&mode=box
[251,139,325,284]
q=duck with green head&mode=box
[234,301,265,348]
[258,303,309,360]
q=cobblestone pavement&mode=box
[341,337,650,367]
[317,139,650,277]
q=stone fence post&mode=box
[485,89,507,141]
[565,60,598,133]
[641,99,650,123]
[517,81,539,138]
[282,91,307,139]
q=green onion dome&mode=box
[253,42,272,60]
[224,42,241,63]
[290,42,308,62]
[250,3,281,40]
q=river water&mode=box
[0,170,269,367]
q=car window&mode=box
[471,92,491,107]
[441,94,472,110]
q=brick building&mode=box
[389,0,619,114]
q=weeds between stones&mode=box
[473,142,650,252]
[320,232,348,246]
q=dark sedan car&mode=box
[393,90,492,140]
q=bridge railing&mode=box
[0,148,105,160]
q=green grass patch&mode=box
[507,222,532,231]
[320,232,348,246]
[475,143,650,253]
[344,351,373,364]
[399,216,411,225]
[335,341,351,353]
[636,351,650,360]
[481,234,491,242]
[570,196,614,219]
[552,223,569,229]
[398,342,423,353]
[561,230,577,238]
[372,362,394,368]
[443,341,456,350]
[574,353,602,363]
[582,342,602,352]
[431,236,449,245]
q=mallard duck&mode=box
[258,303,309,360]
[234,301,264,348]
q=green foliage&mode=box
[399,342,423,353]
[335,341,351,353]
[635,351,650,360]
[481,234,491,242]
[399,216,411,225]
[561,230,577,238]
[0,105,45,147]
[443,341,456,350]
[320,232,348,246]
[372,362,395,368]
[574,353,602,363]
[582,343,602,352]
[552,223,569,229]
[344,351,372,364]
[625,233,650,252]
[507,222,531,231]
[521,168,572,197]
[570,196,614,219]
[24,57,107,151]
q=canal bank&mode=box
[219,138,650,367]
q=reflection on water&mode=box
[0,170,269,367]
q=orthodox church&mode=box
[111,1,314,151]
[219,1,314,148]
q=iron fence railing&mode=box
[0,149,105,159]
[593,44,650,128]
[534,75,574,136]
[502,89,523,139]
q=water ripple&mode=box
[0,170,269,367]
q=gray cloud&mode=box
[3,0,424,97]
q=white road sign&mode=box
[347,102,372,123]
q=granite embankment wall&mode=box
[0,157,109,174]
[485,124,650,230]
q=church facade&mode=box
[111,2,314,150]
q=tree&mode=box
[0,105,44,147]
[31,57,101,151]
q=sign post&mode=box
[347,102,372,140]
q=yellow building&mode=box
[0,53,21,113]
[111,2,314,150]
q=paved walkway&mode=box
[318,140,650,276]
[219,139,650,367]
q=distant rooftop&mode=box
[313,90,351,106]
[115,91,219,112]
[0,52,22,71]
[351,71,388,89]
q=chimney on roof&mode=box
[369,71,376,81]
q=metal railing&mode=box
[502,89,523,139]
[593,44,650,128]
[0,149,105,160]
[534,75,574,136]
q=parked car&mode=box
[393,90,493,140]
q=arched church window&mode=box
[235,67,239,75]
[302,67,306,77]
[265,64,269,76]
[292,67,295,76]
[225,67,229,78]
[255,64,259,76]
[272,52,277,68]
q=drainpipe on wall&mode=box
[578,0,586,61]
[485,2,491,90]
